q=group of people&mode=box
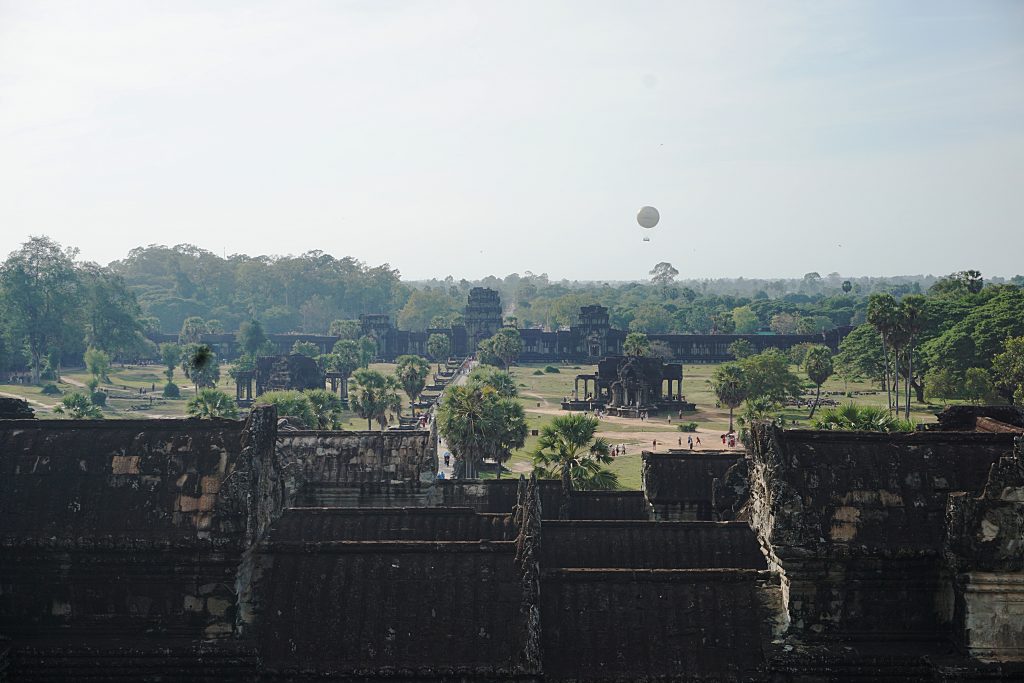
[677,435,702,450]
[721,433,738,448]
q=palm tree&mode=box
[898,295,926,418]
[54,392,103,419]
[804,346,833,419]
[711,363,748,433]
[814,402,915,432]
[348,368,402,430]
[436,385,490,479]
[186,388,239,419]
[395,355,431,415]
[328,339,362,399]
[530,413,617,518]
[623,332,650,357]
[467,366,519,398]
[304,388,342,429]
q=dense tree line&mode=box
[109,244,406,333]
[0,237,148,380]
[3,237,1023,409]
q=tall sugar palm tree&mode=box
[711,363,749,433]
[395,354,431,415]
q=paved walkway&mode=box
[434,359,475,479]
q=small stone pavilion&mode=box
[234,353,325,406]
[562,355,695,416]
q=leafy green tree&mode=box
[628,304,674,333]
[925,368,960,404]
[54,392,103,419]
[963,367,995,404]
[187,389,239,419]
[531,413,617,516]
[623,332,650,357]
[769,312,803,335]
[327,339,361,398]
[237,320,267,355]
[486,396,528,479]
[711,363,749,433]
[842,280,853,293]
[0,236,81,383]
[79,265,143,357]
[304,388,343,429]
[396,288,460,331]
[649,262,679,286]
[437,384,527,480]
[991,336,1024,404]
[357,336,377,367]
[867,293,900,412]
[804,345,834,418]
[291,340,320,358]
[476,337,500,367]
[395,355,431,413]
[328,319,362,340]
[467,366,518,398]
[179,316,208,344]
[348,368,402,430]
[84,347,112,384]
[159,342,181,382]
[427,333,451,362]
[728,339,754,360]
[835,324,885,386]
[180,344,220,392]
[740,348,802,405]
[489,328,523,369]
[813,403,914,432]
[922,287,1024,378]
[731,305,759,334]
[256,390,315,428]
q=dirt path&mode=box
[0,391,53,411]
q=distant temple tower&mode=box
[464,287,502,351]
[359,314,392,359]
[576,305,612,359]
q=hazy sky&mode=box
[2,1,1023,280]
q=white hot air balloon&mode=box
[637,206,659,229]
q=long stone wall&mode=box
[4,408,1024,680]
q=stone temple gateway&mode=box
[1,399,1023,681]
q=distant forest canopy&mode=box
[101,242,1022,335]
[2,239,1024,398]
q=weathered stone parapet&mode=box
[747,423,1014,641]
[946,437,1024,662]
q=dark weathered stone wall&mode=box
[541,568,773,681]
[430,479,648,519]
[541,520,767,569]
[0,409,283,680]
[254,541,529,678]
[747,425,1015,641]
[0,418,248,640]
[642,451,742,520]
[279,429,436,506]
[269,506,514,542]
